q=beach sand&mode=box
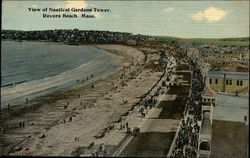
[0,44,165,156]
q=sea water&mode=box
[1,41,120,108]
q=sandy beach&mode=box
[0,44,167,156]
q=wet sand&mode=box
[0,44,165,156]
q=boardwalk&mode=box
[118,55,191,157]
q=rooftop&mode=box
[202,87,216,97]
[200,112,212,137]
[213,93,249,122]
[208,67,249,80]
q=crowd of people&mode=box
[170,50,206,158]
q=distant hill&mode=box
[153,36,249,47]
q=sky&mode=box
[2,0,249,38]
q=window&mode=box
[237,80,243,86]
[215,79,218,84]
[204,98,207,102]
[226,79,232,85]
[208,98,210,102]
[200,141,211,151]
[209,78,212,84]
[240,80,243,86]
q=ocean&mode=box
[1,41,120,108]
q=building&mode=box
[125,40,137,46]
[159,50,168,65]
[201,87,216,110]
[198,87,216,158]
[208,67,249,94]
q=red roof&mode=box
[202,87,216,97]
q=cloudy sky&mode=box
[2,0,249,38]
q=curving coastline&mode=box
[1,44,123,108]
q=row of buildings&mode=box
[208,67,249,94]
[198,67,249,157]
[184,45,248,157]
[1,29,151,44]
[184,44,249,95]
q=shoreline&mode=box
[1,42,123,109]
[0,44,150,156]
